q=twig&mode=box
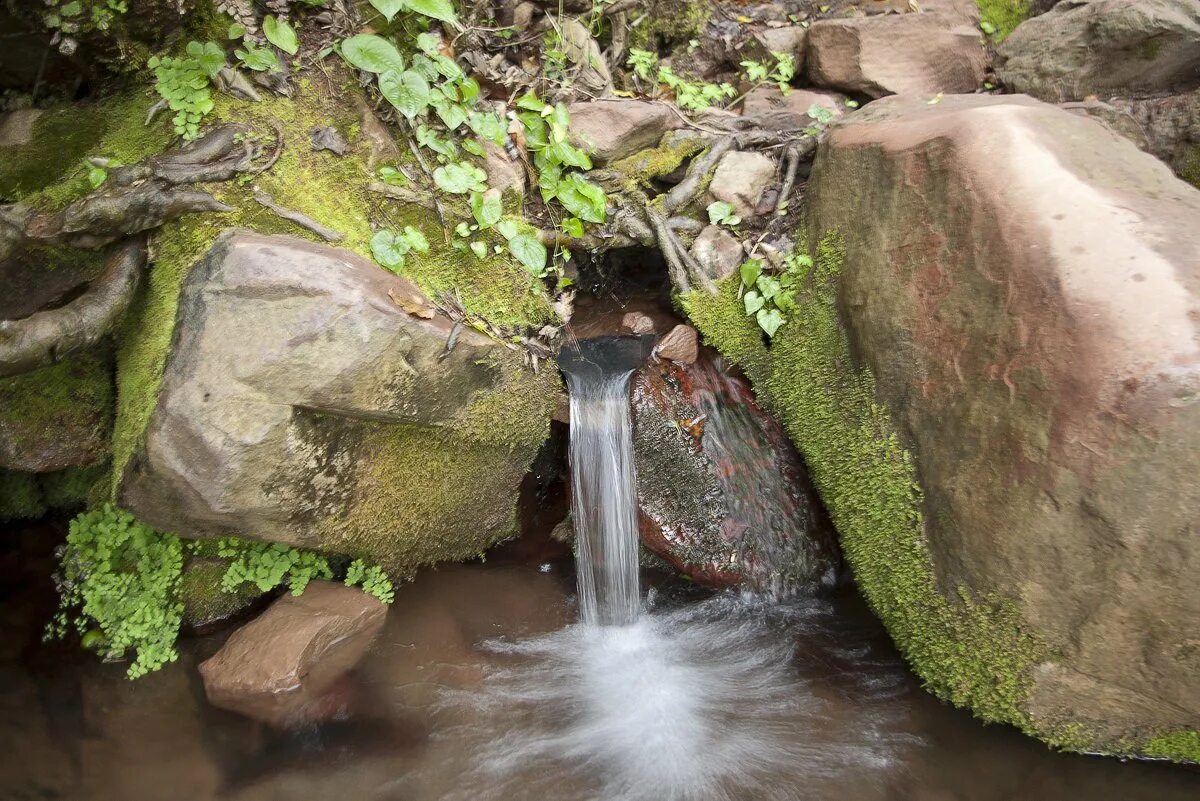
[646,206,690,293]
[251,118,285,175]
[253,191,344,241]
[663,136,734,213]
[368,181,438,210]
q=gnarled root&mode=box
[0,237,147,378]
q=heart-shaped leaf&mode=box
[263,16,299,56]
[508,232,547,277]
[379,69,430,119]
[340,34,405,74]
[403,0,459,24]
[743,289,765,315]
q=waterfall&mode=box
[560,337,648,626]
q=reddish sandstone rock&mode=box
[654,324,699,365]
[199,581,386,727]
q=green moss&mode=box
[1142,730,1200,763]
[0,92,172,208]
[40,463,109,509]
[629,0,712,53]
[179,557,265,629]
[450,352,560,450]
[608,133,707,192]
[976,0,1031,41]
[0,470,46,520]
[683,232,1047,730]
[0,352,113,466]
[679,276,769,378]
[1179,144,1200,190]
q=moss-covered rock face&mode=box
[687,94,1200,762]
[179,557,264,630]
[118,231,558,576]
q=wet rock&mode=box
[620,311,657,335]
[690,224,744,281]
[118,231,554,573]
[0,109,41,149]
[709,150,775,219]
[654,324,699,365]
[741,85,848,131]
[632,356,839,592]
[806,13,987,98]
[566,99,680,165]
[199,581,386,727]
[481,138,526,198]
[0,351,112,473]
[997,0,1200,101]
[808,92,1200,753]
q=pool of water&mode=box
[2,521,1198,801]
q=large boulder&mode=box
[803,93,1200,756]
[806,12,987,98]
[118,231,557,574]
[631,354,839,592]
[199,581,386,727]
[1103,90,1200,188]
[997,0,1200,101]
[566,100,680,165]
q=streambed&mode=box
[2,520,1198,801]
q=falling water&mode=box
[560,337,646,626]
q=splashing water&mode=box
[422,337,916,800]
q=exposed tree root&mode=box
[0,237,147,378]
[253,191,345,241]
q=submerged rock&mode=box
[806,12,986,98]
[199,581,386,727]
[805,93,1200,755]
[118,231,557,574]
[997,0,1200,101]
[631,355,838,593]
[654,324,699,365]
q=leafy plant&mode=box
[148,42,223,139]
[370,226,430,271]
[433,161,487,194]
[340,33,406,74]
[263,15,299,55]
[236,42,280,72]
[625,51,735,111]
[49,506,398,679]
[740,51,796,92]
[43,0,129,38]
[707,200,741,227]
[367,0,458,24]
[345,559,395,603]
[737,250,813,338]
[803,102,836,136]
[216,539,332,595]
[48,505,184,679]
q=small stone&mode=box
[198,581,387,727]
[512,1,536,28]
[621,311,657,335]
[710,151,776,219]
[556,18,613,96]
[655,324,699,364]
[481,139,525,198]
[566,99,681,165]
[0,109,42,149]
[310,126,348,156]
[741,86,849,132]
[690,225,745,281]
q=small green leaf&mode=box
[379,69,430,119]
[228,22,246,39]
[469,240,487,259]
[707,200,735,225]
[340,34,405,74]
[403,0,459,25]
[402,226,429,253]
[471,188,503,228]
[743,289,765,315]
[756,275,781,300]
[368,0,405,21]
[370,229,409,271]
[739,259,762,288]
[87,166,108,188]
[263,16,299,55]
[561,217,584,238]
[509,232,548,276]
[756,308,785,337]
[416,32,441,55]
[433,98,468,130]
[433,162,486,194]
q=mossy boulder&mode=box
[997,0,1200,101]
[118,231,558,576]
[760,93,1197,758]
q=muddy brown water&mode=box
[2,518,1198,801]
